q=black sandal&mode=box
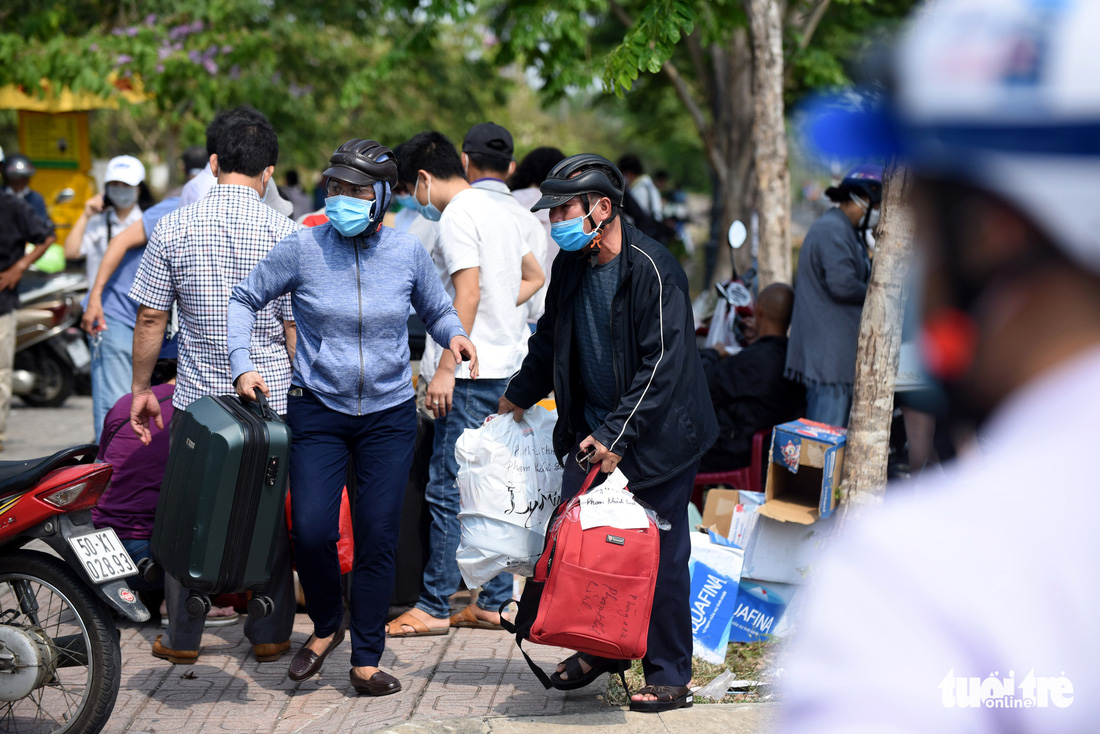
[549,652,629,691]
[628,684,694,713]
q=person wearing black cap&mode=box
[462,122,550,329]
[498,153,717,713]
[228,138,474,694]
[785,164,883,427]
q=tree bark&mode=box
[744,0,792,288]
[836,162,915,528]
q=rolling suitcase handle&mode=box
[247,387,281,422]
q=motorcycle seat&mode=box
[0,445,99,500]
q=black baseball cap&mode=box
[462,122,514,161]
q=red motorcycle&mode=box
[0,445,150,733]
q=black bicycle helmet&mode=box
[323,139,398,186]
[2,154,35,181]
[323,139,397,238]
[825,163,883,206]
[531,153,625,213]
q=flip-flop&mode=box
[550,652,630,691]
[628,685,694,713]
[448,604,503,630]
[385,611,450,638]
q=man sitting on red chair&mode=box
[700,283,804,473]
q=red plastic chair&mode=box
[691,429,771,511]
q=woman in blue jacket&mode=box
[227,139,476,695]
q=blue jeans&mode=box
[805,382,853,428]
[90,314,134,442]
[286,390,417,667]
[417,377,512,620]
[120,537,160,592]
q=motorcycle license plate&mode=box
[66,339,91,369]
[66,528,138,584]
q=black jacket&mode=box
[505,224,718,489]
[699,337,805,473]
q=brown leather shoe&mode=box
[253,640,291,662]
[152,634,198,665]
[287,627,345,681]
[350,668,402,696]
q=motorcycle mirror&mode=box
[55,188,75,205]
[728,220,747,250]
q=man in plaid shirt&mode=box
[129,109,299,665]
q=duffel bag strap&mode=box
[500,599,554,690]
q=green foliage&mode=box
[602,0,695,96]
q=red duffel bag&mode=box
[501,465,660,689]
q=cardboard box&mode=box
[699,489,764,548]
[741,514,833,585]
[759,419,847,524]
[687,533,745,664]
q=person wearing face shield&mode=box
[227,139,475,696]
[498,154,718,713]
[784,164,883,428]
[62,154,152,440]
[782,0,1100,730]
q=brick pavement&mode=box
[106,609,609,733]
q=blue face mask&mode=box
[325,195,375,237]
[394,194,417,211]
[550,210,600,252]
[412,177,443,222]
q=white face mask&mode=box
[867,206,881,229]
[851,193,880,230]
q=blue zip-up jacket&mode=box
[228,222,466,416]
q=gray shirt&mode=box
[574,254,621,431]
[785,207,871,387]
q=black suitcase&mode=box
[153,390,290,615]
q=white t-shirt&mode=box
[511,186,557,275]
[472,179,549,324]
[434,187,530,380]
[781,347,1100,733]
[80,205,143,288]
[630,174,663,219]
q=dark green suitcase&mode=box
[152,391,290,611]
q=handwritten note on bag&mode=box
[579,487,649,531]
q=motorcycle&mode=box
[0,445,150,733]
[14,273,91,409]
[694,220,757,352]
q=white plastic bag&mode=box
[455,406,562,588]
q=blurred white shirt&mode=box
[782,347,1100,733]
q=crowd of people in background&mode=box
[0,102,885,708]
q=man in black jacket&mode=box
[499,154,717,713]
[699,283,804,473]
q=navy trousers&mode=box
[286,389,417,667]
[560,438,698,687]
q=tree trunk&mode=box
[744,0,792,289]
[837,162,915,528]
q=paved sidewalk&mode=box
[106,613,777,732]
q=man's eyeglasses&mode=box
[326,180,375,199]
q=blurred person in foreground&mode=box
[784,0,1100,731]
[499,154,717,712]
[785,164,881,428]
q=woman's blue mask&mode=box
[326,195,375,237]
[412,177,443,222]
[550,210,599,252]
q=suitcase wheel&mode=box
[185,592,211,618]
[137,558,162,584]
[248,595,274,620]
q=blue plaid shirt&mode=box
[130,184,300,412]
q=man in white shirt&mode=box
[386,132,543,637]
[460,122,550,328]
[782,1,1100,731]
[618,154,663,220]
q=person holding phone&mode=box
[64,155,153,440]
